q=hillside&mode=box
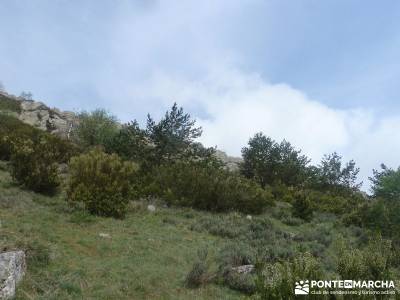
[0,91,75,138]
[0,160,371,299]
[1,93,400,299]
[0,161,244,299]
[0,92,240,166]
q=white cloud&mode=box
[130,67,400,191]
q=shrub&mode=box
[0,94,21,113]
[222,271,256,294]
[281,216,303,226]
[255,252,324,300]
[66,149,138,218]
[0,115,79,162]
[190,216,243,239]
[295,189,364,216]
[292,191,313,221]
[9,133,75,193]
[218,243,256,268]
[336,235,392,281]
[347,198,400,241]
[185,248,212,288]
[270,183,295,203]
[217,243,257,294]
[72,109,119,148]
[0,115,41,160]
[152,160,273,214]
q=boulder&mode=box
[232,264,254,275]
[0,251,26,299]
[99,233,111,239]
[147,205,156,212]
[15,97,77,138]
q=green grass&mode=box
[0,160,383,299]
[0,163,246,300]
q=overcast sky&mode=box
[1,0,400,190]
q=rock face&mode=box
[19,99,76,138]
[0,91,76,138]
[215,150,242,171]
[0,251,26,299]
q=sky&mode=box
[1,0,400,190]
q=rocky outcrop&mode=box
[0,251,26,299]
[19,100,76,138]
[215,150,242,171]
[0,91,76,138]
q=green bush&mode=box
[222,271,256,295]
[217,243,257,294]
[152,160,273,214]
[336,235,392,281]
[9,133,76,193]
[0,115,42,160]
[72,109,119,148]
[0,94,21,113]
[292,191,313,221]
[255,252,324,300]
[0,115,79,162]
[105,121,149,162]
[66,149,138,218]
[345,198,400,241]
[270,183,295,203]
[185,248,212,288]
[293,189,364,216]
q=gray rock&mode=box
[147,205,156,212]
[215,150,242,171]
[232,264,254,274]
[0,251,26,299]
[8,96,77,138]
[99,233,111,239]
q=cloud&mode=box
[130,67,400,191]
[2,0,400,191]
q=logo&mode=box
[294,279,396,296]
[344,280,353,289]
[295,280,309,295]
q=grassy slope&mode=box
[0,163,245,300]
[0,160,370,299]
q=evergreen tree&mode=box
[146,102,202,164]
[317,152,361,192]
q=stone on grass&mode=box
[147,205,156,212]
[99,233,111,239]
[232,264,254,275]
[0,251,26,300]
[246,215,252,220]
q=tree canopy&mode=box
[146,102,203,164]
[240,133,310,188]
